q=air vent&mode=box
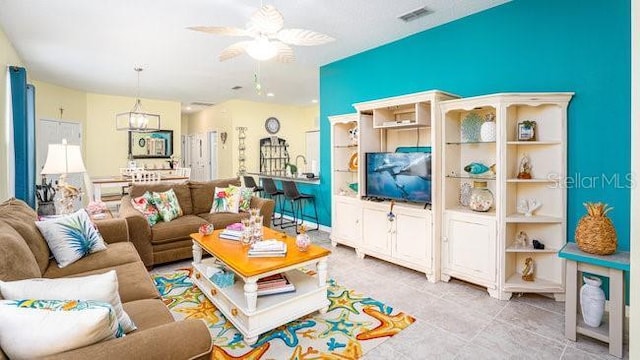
[190,101,215,107]
[231,85,243,90]
[398,6,433,22]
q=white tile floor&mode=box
[153,228,629,359]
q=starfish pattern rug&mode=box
[152,268,415,359]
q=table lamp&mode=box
[41,139,87,214]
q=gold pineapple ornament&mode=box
[575,202,617,255]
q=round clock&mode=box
[265,117,280,134]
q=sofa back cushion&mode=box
[0,198,50,274]
[189,178,241,215]
[0,221,41,282]
[129,183,193,215]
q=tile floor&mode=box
[154,228,629,359]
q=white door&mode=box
[361,205,392,255]
[180,135,187,168]
[332,196,361,247]
[37,119,83,208]
[394,208,432,269]
[189,133,208,181]
[208,131,218,180]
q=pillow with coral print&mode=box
[131,191,161,226]
[0,299,123,359]
[211,186,240,214]
[150,188,183,222]
[35,209,107,268]
[229,185,253,212]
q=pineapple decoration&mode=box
[575,202,617,255]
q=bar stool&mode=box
[260,177,291,227]
[243,176,264,196]
[281,180,319,233]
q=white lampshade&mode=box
[246,37,278,61]
[41,143,86,175]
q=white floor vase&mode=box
[580,275,605,327]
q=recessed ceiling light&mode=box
[186,106,192,111]
[231,85,242,90]
[266,92,275,97]
[311,99,318,103]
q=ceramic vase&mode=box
[580,275,605,327]
[480,116,496,142]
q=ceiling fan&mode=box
[188,4,335,63]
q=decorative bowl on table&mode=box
[199,223,214,236]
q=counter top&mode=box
[248,172,320,185]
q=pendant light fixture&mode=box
[116,67,160,132]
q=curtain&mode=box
[9,66,36,208]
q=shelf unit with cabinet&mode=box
[440,93,573,300]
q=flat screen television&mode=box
[365,151,432,204]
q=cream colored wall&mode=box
[0,27,24,201]
[187,100,318,178]
[85,93,181,176]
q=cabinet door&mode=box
[443,212,496,284]
[333,198,361,246]
[393,209,432,268]
[361,207,391,255]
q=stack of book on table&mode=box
[248,240,287,257]
[257,273,295,296]
[219,229,242,241]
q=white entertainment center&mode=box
[329,90,573,300]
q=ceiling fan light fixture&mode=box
[246,37,278,61]
[116,67,161,132]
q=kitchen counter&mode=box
[248,172,320,185]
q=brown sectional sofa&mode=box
[0,198,212,360]
[119,178,275,268]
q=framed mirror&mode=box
[129,130,173,159]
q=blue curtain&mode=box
[9,66,36,208]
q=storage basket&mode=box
[575,202,617,255]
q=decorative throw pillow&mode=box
[0,299,123,359]
[35,209,107,268]
[0,270,136,333]
[150,188,183,222]
[231,185,253,212]
[211,186,240,213]
[131,191,161,226]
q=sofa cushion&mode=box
[130,192,161,226]
[0,198,50,274]
[211,186,240,213]
[150,215,209,245]
[122,299,174,331]
[198,212,249,230]
[189,178,240,215]
[129,183,193,215]
[35,209,108,268]
[0,271,137,333]
[45,260,159,304]
[150,189,183,222]
[0,299,122,359]
[42,242,140,278]
[0,221,41,282]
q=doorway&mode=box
[208,131,218,180]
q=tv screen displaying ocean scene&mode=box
[365,152,432,203]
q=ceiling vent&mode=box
[398,6,433,22]
[231,85,243,90]
[190,101,215,107]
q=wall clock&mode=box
[265,117,280,134]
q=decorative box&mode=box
[212,271,235,288]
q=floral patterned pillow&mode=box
[230,185,253,212]
[150,189,183,222]
[130,191,161,226]
[211,186,241,214]
[35,209,108,268]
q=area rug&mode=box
[152,268,415,359]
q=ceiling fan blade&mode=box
[276,28,335,46]
[187,26,250,37]
[247,5,284,35]
[272,41,295,63]
[219,41,251,61]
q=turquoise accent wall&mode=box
[319,0,631,257]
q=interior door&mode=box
[189,133,208,181]
[208,131,218,180]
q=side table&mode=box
[558,242,629,358]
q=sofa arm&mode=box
[94,218,129,244]
[119,196,154,267]
[41,319,212,360]
[250,197,275,227]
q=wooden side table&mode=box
[558,243,630,358]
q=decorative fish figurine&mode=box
[464,162,490,175]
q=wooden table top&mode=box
[191,227,331,278]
